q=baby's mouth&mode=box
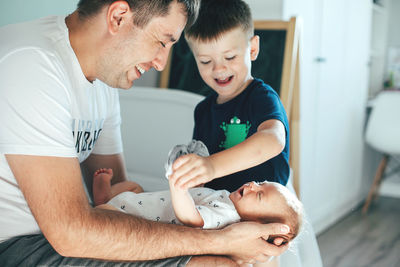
[239,187,244,197]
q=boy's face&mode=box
[188,27,259,104]
[229,181,289,224]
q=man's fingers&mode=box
[260,241,289,257]
[260,223,289,237]
[273,237,284,246]
[254,255,272,263]
[259,223,290,256]
[235,259,243,265]
[267,223,289,234]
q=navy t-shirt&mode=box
[193,78,290,192]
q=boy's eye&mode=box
[226,55,236,61]
[200,60,211,65]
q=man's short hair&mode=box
[185,0,253,42]
[77,0,199,29]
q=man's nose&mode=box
[152,47,170,71]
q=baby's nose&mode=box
[250,181,259,190]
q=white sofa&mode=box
[119,86,323,267]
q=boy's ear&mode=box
[250,35,260,61]
[107,1,131,35]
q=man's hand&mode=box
[220,222,290,265]
[169,154,215,189]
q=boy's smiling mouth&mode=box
[215,75,233,86]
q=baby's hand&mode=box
[169,154,215,189]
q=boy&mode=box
[169,0,290,192]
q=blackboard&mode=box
[164,29,286,97]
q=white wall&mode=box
[247,0,283,20]
[385,0,400,87]
[0,0,78,26]
[387,0,400,46]
[281,0,374,234]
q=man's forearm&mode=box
[58,207,218,261]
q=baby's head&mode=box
[229,181,303,243]
[184,0,259,104]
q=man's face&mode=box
[98,2,187,89]
[188,27,259,104]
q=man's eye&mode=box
[226,55,236,61]
[200,60,211,65]
[160,41,166,48]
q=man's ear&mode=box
[250,35,260,61]
[106,1,131,35]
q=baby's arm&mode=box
[168,178,204,228]
[170,119,285,189]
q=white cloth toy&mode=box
[165,140,209,179]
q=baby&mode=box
[93,142,303,244]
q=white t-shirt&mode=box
[108,187,241,229]
[0,16,123,242]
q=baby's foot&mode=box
[93,168,113,206]
[94,168,113,180]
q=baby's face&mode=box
[229,181,289,224]
[187,27,259,104]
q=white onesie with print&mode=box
[107,187,241,229]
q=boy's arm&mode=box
[170,119,285,189]
[168,178,204,228]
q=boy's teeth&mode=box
[136,65,145,74]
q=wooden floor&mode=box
[317,197,400,267]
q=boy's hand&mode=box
[169,154,215,189]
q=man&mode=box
[0,0,289,265]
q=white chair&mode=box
[119,86,323,266]
[362,90,400,213]
[119,86,201,191]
